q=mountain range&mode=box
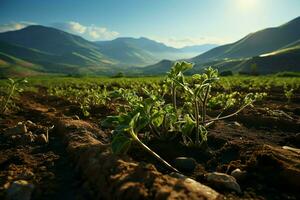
[0,25,216,77]
[0,16,299,77]
[141,16,300,75]
[95,37,217,67]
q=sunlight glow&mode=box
[237,0,258,10]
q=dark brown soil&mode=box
[0,89,299,200]
[0,97,93,199]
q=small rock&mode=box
[6,180,35,200]
[4,182,10,189]
[231,168,247,181]
[282,146,300,154]
[72,115,80,120]
[169,172,187,179]
[173,157,197,172]
[234,121,241,127]
[177,177,221,199]
[35,134,48,144]
[206,172,242,194]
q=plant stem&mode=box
[129,129,179,172]
[149,123,160,138]
[204,103,251,124]
[1,84,15,114]
[171,83,177,111]
[202,86,210,125]
[194,98,200,145]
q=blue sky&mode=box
[0,0,299,47]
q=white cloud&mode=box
[86,25,119,40]
[0,21,36,33]
[68,21,87,34]
[152,36,230,48]
[52,21,119,40]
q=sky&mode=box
[0,0,299,48]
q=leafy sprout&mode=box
[0,78,28,115]
[284,84,294,103]
[102,61,267,171]
[165,61,193,111]
[111,112,179,172]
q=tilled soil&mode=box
[0,90,299,200]
[0,97,93,199]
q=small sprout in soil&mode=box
[0,78,28,115]
[104,61,266,171]
[111,112,179,172]
[284,85,294,103]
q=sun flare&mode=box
[237,0,258,10]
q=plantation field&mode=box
[0,65,300,199]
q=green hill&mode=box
[191,16,300,64]
[0,25,118,75]
[0,25,216,75]
[190,44,300,74]
[141,16,300,75]
[0,16,299,76]
[95,37,215,66]
[95,37,160,66]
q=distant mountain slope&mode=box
[191,16,300,63]
[95,37,160,66]
[0,25,216,74]
[95,37,217,66]
[0,25,100,55]
[0,51,43,78]
[1,16,299,76]
[134,59,174,75]
[142,16,300,75]
[141,44,300,75]
[239,45,300,74]
[180,44,218,53]
[0,25,116,67]
[0,40,53,63]
[192,44,300,74]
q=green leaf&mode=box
[168,61,193,77]
[179,61,194,72]
[129,112,140,129]
[101,115,123,128]
[136,115,149,132]
[8,78,14,84]
[181,114,195,136]
[151,110,164,127]
[111,135,132,154]
[203,77,219,84]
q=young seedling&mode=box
[111,112,179,172]
[165,62,193,111]
[284,86,294,103]
[104,61,266,169]
[171,64,265,147]
[0,78,28,114]
[171,66,219,146]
